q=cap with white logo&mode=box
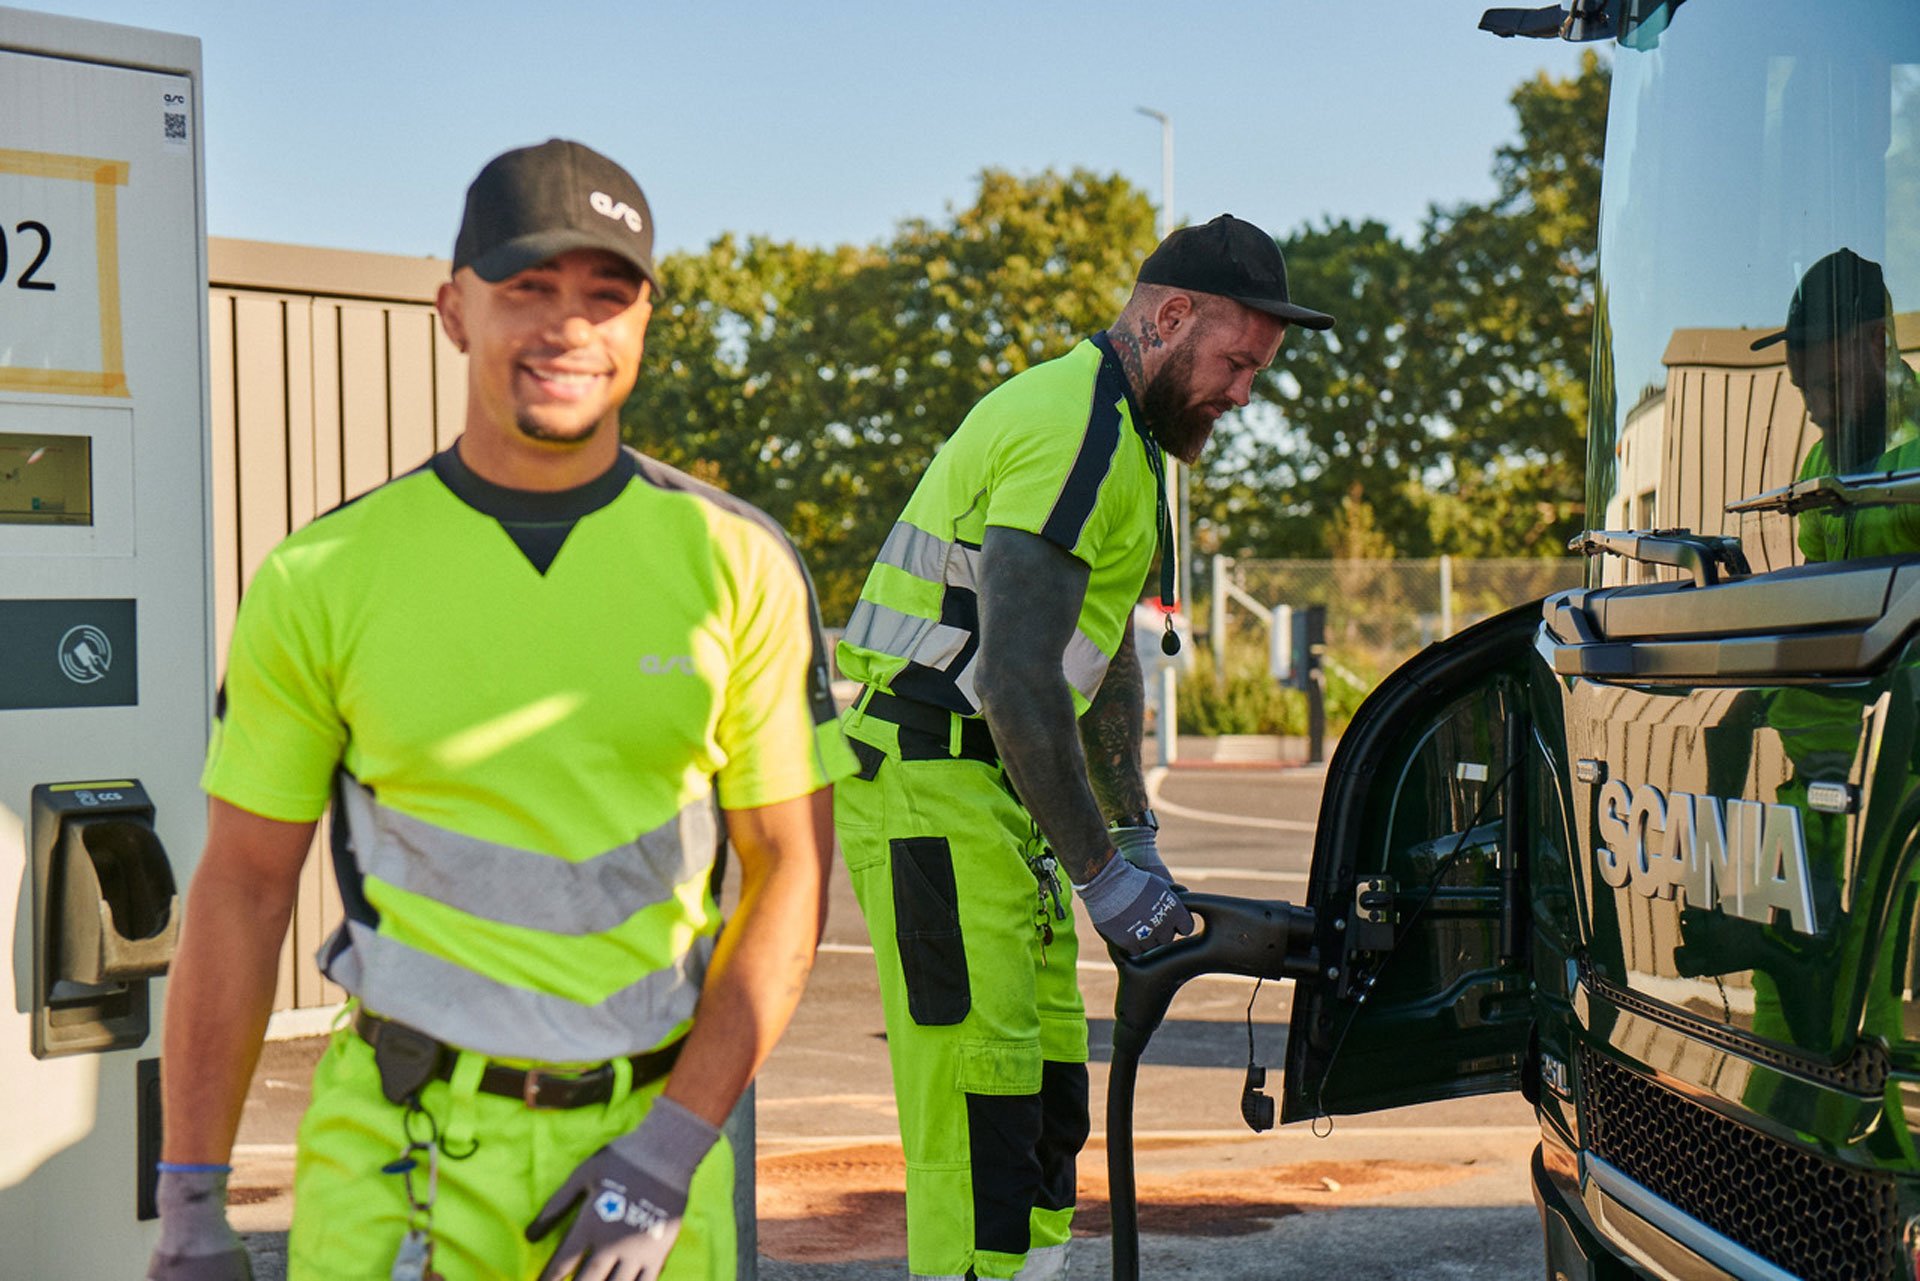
[453,138,663,297]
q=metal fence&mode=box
[1210,555,1585,688]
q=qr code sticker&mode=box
[164,112,187,142]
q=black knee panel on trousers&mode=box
[965,1061,1091,1254]
[965,1091,1045,1254]
[1035,1060,1090,1213]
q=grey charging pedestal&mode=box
[0,9,213,1275]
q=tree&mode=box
[1204,51,1609,560]
[1424,49,1608,554]
[1195,217,1452,557]
[624,169,1157,621]
[627,52,1610,603]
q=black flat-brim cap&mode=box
[453,139,664,297]
[1749,247,1886,351]
[1138,214,1334,330]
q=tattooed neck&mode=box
[1106,323,1154,399]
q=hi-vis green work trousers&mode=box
[835,697,1090,1281]
[286,1023,735,1280]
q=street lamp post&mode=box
[1134,106,1190,615]
[1136,106,1184,767]
[1135,106,1173,241]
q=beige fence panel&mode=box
[208,239,463,1016]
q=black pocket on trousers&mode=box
[850,737,887,781]
[891,835,971,1025]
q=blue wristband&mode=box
[156,1161,233,1174]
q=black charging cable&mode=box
[1240,976,1275,1132]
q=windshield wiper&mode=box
[1726,468,1920,517]
[1569,529,1751,587]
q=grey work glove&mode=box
[147,1168,254,1281]
[1110,824,1177,886]
[528,1095,721,1281]
[1075,853,1194,956]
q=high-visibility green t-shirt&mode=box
[1795,362,1920,561]
[203,444,855,1061]
[837,334,1163,717]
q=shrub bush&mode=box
[1172,644,1377,737]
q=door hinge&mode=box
[1350,877,1397,954]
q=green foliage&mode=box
[1198,217,1452,557]
[624,170,1157,622]
[1320,652,1379,732]
[625,56,1609,624]
[1177,648,1301,735]
[1204,51,1609,561]
[1174,642,1376,737]
[1423,50,1607,554]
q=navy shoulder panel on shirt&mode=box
[627,448,798,546]
[626,447,841,729]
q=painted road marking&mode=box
[1148,766,1318,833]
[1178,868,1307,883]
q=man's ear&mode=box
[436,278,468,353]
[1154,291,1198,342]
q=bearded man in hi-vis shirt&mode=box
[834,215,1336,1280]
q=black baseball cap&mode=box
[1749,247,1888,351]
[1137,214,1334,330]
[453,139,663,296]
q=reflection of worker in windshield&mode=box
[1750,247,1920,559]
[1668,253,1918,1069]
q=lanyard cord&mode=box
[1142,439,1181,656]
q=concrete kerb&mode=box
[1172,734,1338,768]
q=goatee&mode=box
[514,414,603,445]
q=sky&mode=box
[10,1,1595,261]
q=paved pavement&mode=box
[230,759,1547,1278]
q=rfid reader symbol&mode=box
[58,624,113,684]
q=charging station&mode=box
[0,8,211,1273]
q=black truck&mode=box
[1119,3,1920,1278]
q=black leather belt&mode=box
[860,688,999,765]
[355,1011,684,1110]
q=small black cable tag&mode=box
[1240,978,1274,1132]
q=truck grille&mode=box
[1581,1047,1897,1281]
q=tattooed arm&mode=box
[974,525,1114,887]
[1079,625,1148,821]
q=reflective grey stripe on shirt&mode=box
[943,630,1109,714]
[876,521,982,593]
[1063,627,1114,703]
[321,919,713,1061]
[843,598,970,672]
[858,520,1116,702]
[338,782,714,935]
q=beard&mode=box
[513,410,605,445]
[1139,342,1222,465]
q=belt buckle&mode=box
[521,1068,567,1109]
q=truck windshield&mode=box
[1589,1,1920,583]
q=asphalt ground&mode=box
[228,760,1547,1279]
